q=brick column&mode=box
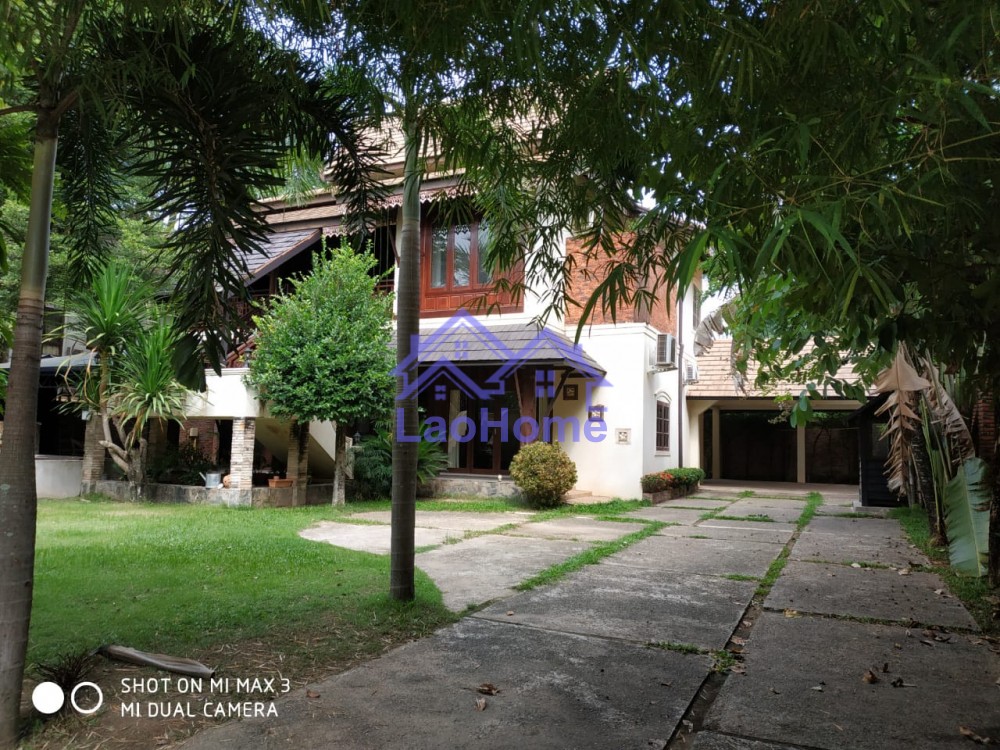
[286,420,309,505]
[81,416,105,486]
[229,417,256,490]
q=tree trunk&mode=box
[989,397,1000,587]
[332,427,346,506]
[0,118,58,748]
[390,109,421,601]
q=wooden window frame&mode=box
[656,400,671,452]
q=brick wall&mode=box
[179,418,220,464]
[973,394,996,464]
[564,234,678,334]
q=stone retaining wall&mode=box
[426,474,520,498]
[81,480,334,508]
[642,483,700,504]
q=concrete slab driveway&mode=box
[182,488,999,750]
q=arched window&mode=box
[655,394,671,452]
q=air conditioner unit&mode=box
[651,333,678,371]
[684,362,699,384]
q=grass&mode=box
[755,548,791,599]
[710,649,739,673]
[530,498,648,521]
[890,505,999,635]
[751,493,823,599]
[737,490,755,498]
[649,642,740,673]
[514,522,665,591]
[30,498,457,665]
[796,491,823,530]
[722,573,760,582]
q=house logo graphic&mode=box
[392,310,610,445]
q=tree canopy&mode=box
[245,242,394,425]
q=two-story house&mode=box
[73,139,699,503]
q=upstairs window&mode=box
[428,221,492,291]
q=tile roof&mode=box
[393,322,604,376]
[244,228,321,283]
[687,340,865,399]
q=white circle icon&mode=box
[32,682,65,714]
[70,682,104,715]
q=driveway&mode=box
[180,488,1000,749]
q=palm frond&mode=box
[874,344,930,497]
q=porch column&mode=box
[796,422,807,484]
[711,407,721,480]
[229,417,256,490]
[286,420,310,506]
[81,416,105,486]
[514,367,538,442]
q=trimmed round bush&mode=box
[509,441,577,508]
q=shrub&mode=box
[509,442,577,508]
[352,420,449,500]
[640,467,705,494]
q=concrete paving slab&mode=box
[657,524,793,546]
[804,516,907,539]
[699,519,798,534]
[475,565,756,650]
[691,732,799,750]
[628,507,710,525]
[653,497,734,510]
[601,535,781,579]
[790,532,930,568]
[704,612,1000,749]
[813,504,866,516]
[300,522,458,554]
[351,510,532,532]
[180,617,713,750]
[416,534,590,611]
[765,561,979,630]
[503,516,646,542]
[719,501,804,524]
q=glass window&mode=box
[431,227,448,288]
[477,221,492,284]
[656,400,670,452]
[452,224,471,287]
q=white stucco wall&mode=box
[36,456,83,499]
[554,324,680,499]
[185,369,265,419]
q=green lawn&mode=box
[30,496,455,666]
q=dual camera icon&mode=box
[31,681,104,715]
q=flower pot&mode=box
[268,478,294,488]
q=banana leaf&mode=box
[943,457,990,577]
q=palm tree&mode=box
[0,3,377,742]
[62,262,189,496]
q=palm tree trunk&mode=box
[0,117,58,748]
[390,109,421,601]
[989,397,1000,587]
